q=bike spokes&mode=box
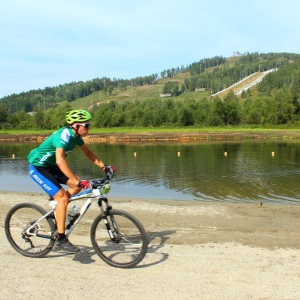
[5,203,56,258]
[91,209,148,268]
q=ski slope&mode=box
[211,68,277,97]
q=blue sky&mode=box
[1,0,299,98]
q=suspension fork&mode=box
[98,197,118,240]
[103,216,116,240]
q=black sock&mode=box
[58,233,66,241]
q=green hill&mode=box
[1,52,300,130]
[69,56,235,110]
[67,52,300,111]
[70,72,211,111]
[1,52,299,113]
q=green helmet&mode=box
[66,110,92,124]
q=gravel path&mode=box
[1,192,300,300]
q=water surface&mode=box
[1,141,300,204]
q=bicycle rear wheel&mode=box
[90,209,148,268]
[5,203,56,258]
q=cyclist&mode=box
[27,109,114,254]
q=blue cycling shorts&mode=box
[28,164,68,197]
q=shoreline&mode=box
[1,130,300,143]
[1,191,300,299]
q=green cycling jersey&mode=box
[27,127,84,167]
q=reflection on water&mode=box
[1,141,300,204]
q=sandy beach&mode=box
[1,191,300,300]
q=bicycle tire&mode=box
[5,202,56,258]
[90,209,148,268]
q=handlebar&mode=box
[87,165,116,189]
[63,172,114,202]
[90,172,114,189]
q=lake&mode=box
[1,141,300,204]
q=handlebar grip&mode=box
[106,173,113,181]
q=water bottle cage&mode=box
[68,213,79,222]
[66,213,80,229]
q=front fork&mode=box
[98,197,119,241]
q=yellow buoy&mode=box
[134,152,137,157]
[12,154,15,159]
[272,152,275,157]
[224,152,228,157]
[177,152,181,157]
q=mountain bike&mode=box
[4,173,148,268]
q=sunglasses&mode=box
[79,123,91,128]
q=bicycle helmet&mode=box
[66,110,92,124]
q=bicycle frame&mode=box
[25,179,112,239]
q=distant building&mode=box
[233,50,242,57]
[160,93,172,98]
[27,112,37,116]
[195,88,206,92]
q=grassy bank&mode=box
[1,126,300,143]
[1,126,300,135]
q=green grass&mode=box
[0,129,54,135]
[2,126,300,136]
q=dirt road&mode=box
[1,191,300,299]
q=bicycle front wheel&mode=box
[90,209,148,268]
[5,203,56,258]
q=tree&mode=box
[222,91,241,125]
[0,103,8,123]
[271,88,295,124]
[162,82,180,96]
[208,97,225,126]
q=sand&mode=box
[1,191,300,300]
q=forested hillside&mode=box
[1,52,300,129]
